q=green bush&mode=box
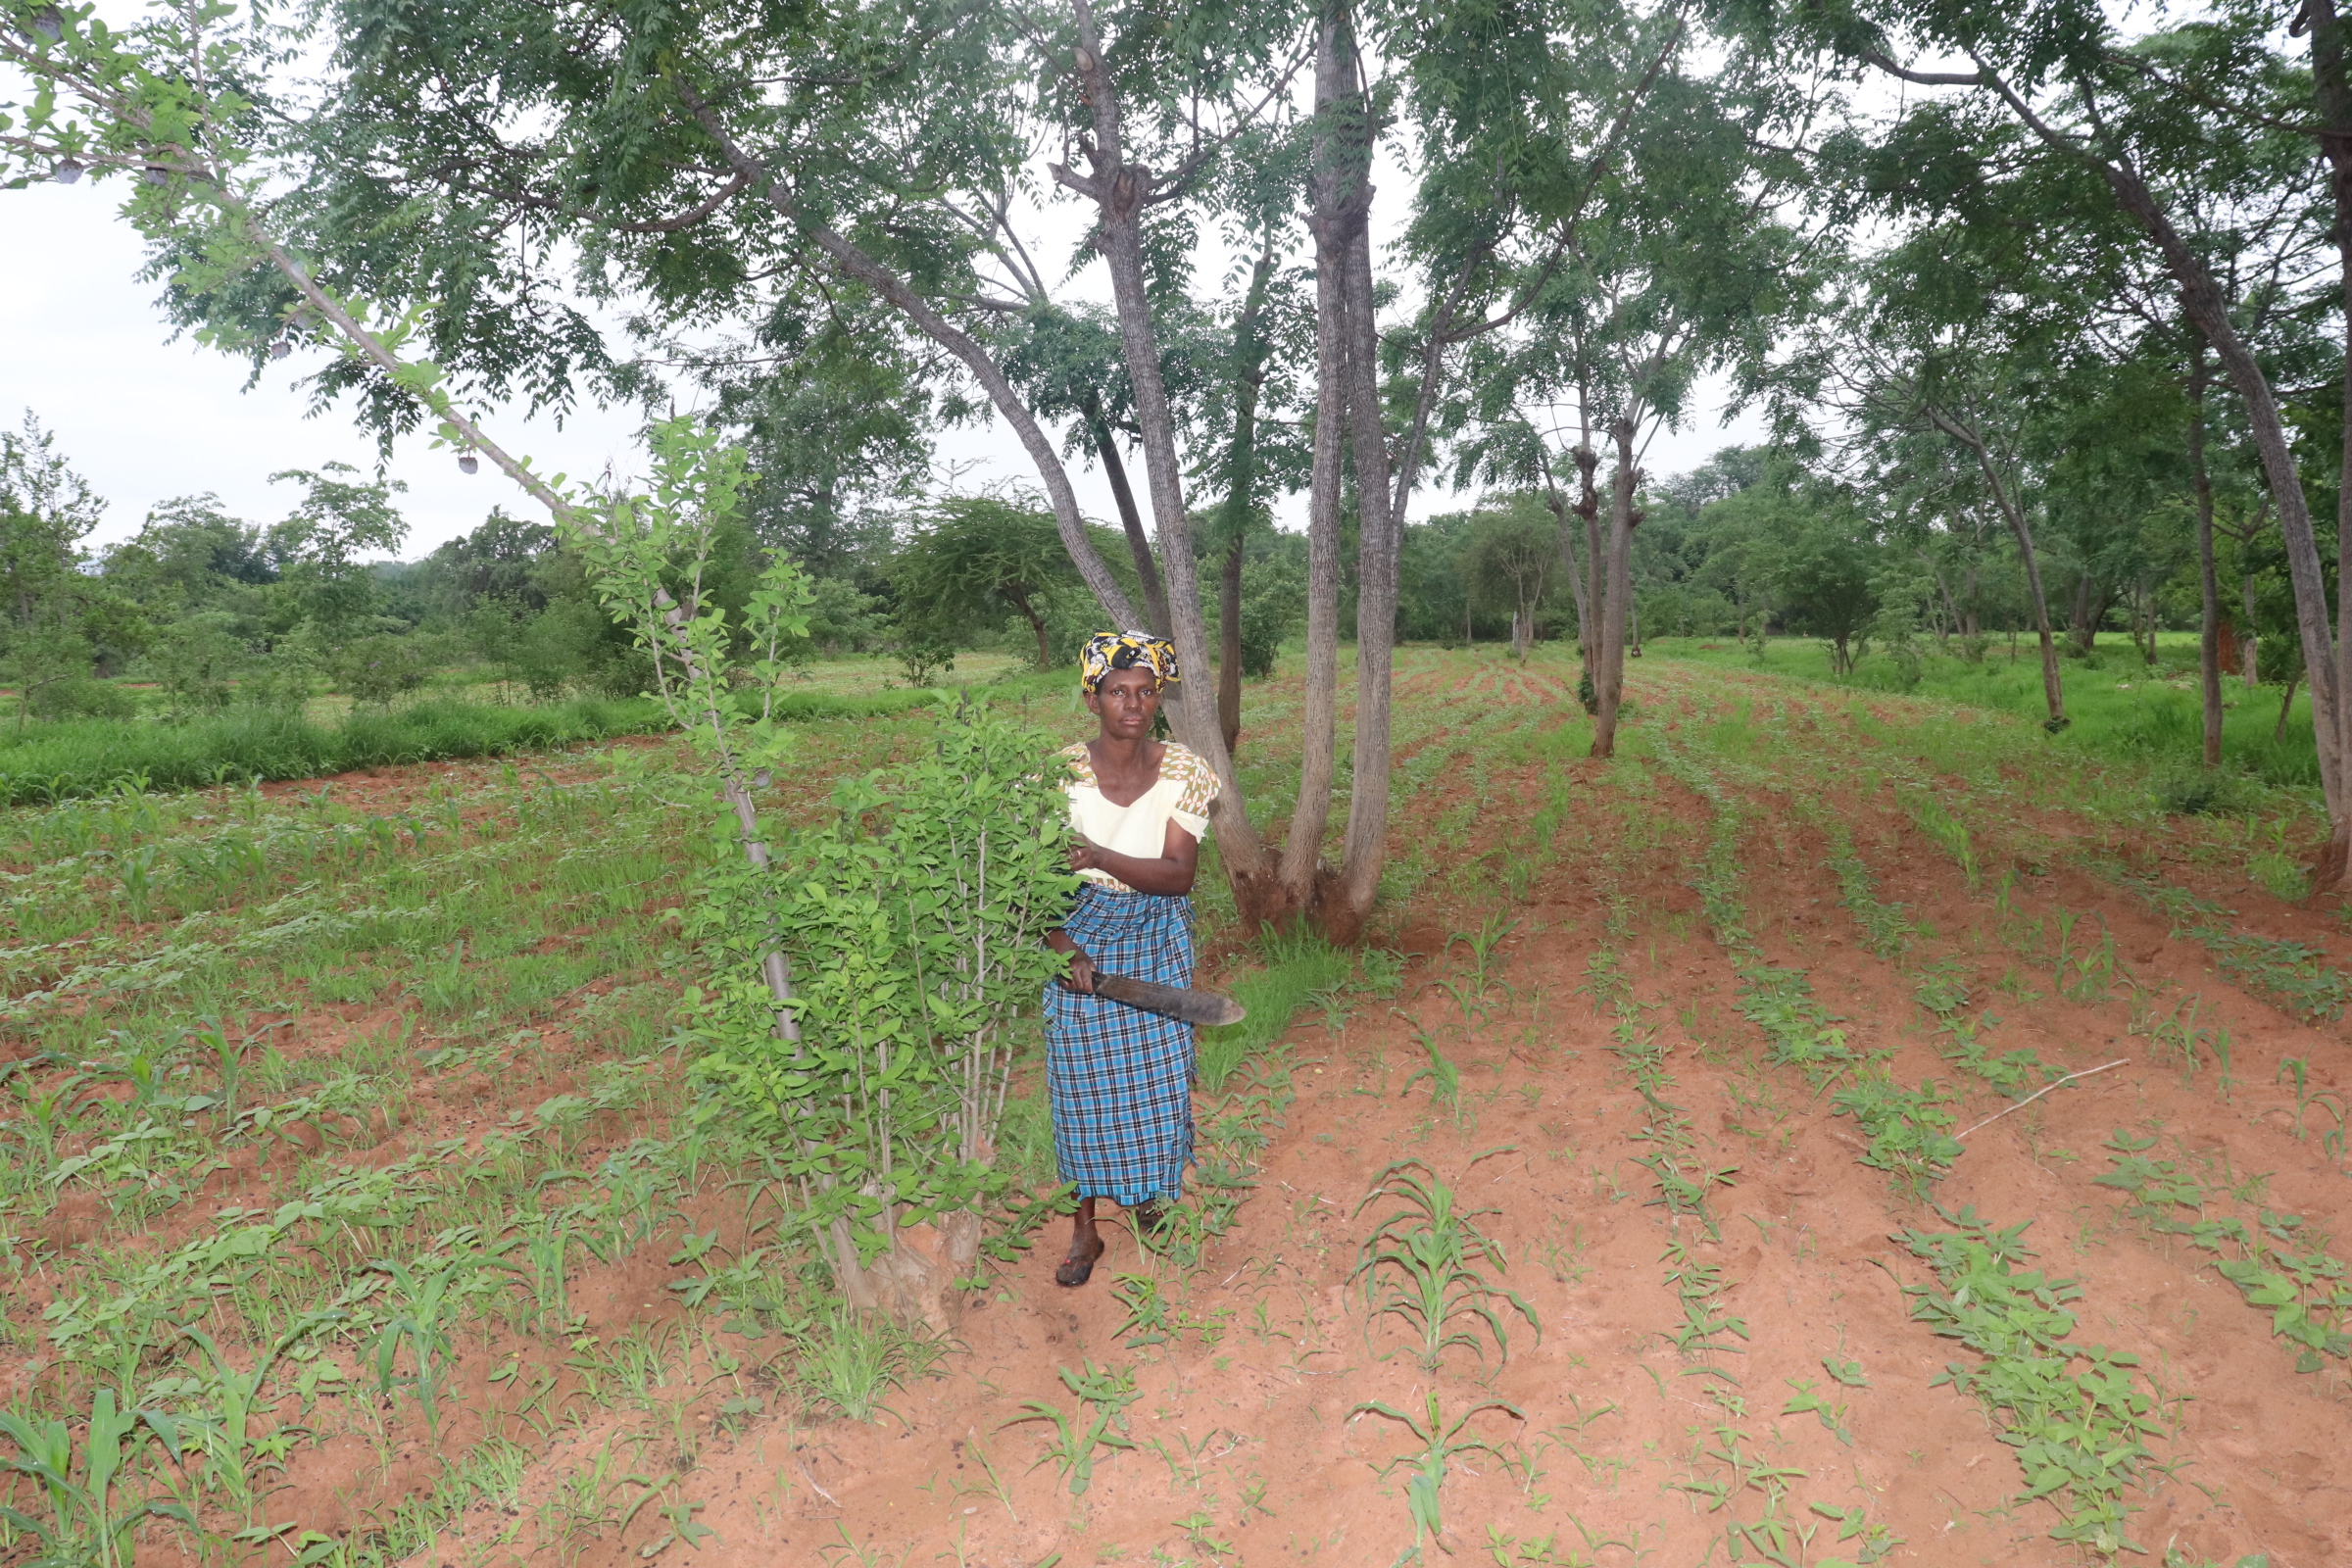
[27,676,137,722]
[2151,764,2255,817]
[331,634,436,707]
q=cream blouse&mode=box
[1057,741,1219,892]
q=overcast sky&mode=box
[2,166,1766,563]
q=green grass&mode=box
[1194,932,1364,1092]
[0,698,669,803]
[0,682,1036,804]
[1646,635,2322,790]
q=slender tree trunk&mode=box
[1571,444,1603,709]
[1215,239,1277,760]
[1581,447,1605,663]
[1219,533,1245,754]
[1084,400,1169,637]
[1057,0,1271,891]
[2316,0,2352,883]
[1337,205,1402,924]
[1968,59,2345,866]
[2279,670,2302,744]
[1546,487,1590,662]
[1012,593,1053,672]
[1929,406,2065,728]
[2243,567,2262,686]
[1282,1,1361,919]
[1592,417,1641,759]
[2194,341,2224,766]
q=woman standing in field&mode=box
[1044,631,1219,1287]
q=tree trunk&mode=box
[1011,592,1053,672]
[1336,195,1402,925]
[1581,446,1605,681]
[1977,59,2347,866]
[2279,670,2302,744]
[1592,417,1641,759]
[2315,0,2352,886]
[1929,406,2065,729]
[1058,0,1272,893]
[2192,339,2224,766]
[1084,400,1169,637]
[1547,485,1590,662]
[1280,0,1362,923]
[1215,238,1277,762]
[2243,569,2262,686]
[1219,531,1244,755]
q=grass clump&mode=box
[1194,929,1364,1091]
[2149,764,2256,818]
[788,1304,945,1422]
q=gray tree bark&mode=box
[1592,418,1641,758]
[1281,2,1362,919]
[1082,394,1170,637]
[2190,338,2225,766]
[1057,0,1273,888]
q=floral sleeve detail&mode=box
[1057,741,1095,791]
[1167,746,1218,839]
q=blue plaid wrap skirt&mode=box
[1045,884,1195,1205]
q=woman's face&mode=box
[1087,666,1161,738]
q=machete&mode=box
[1089,971,1248,1027]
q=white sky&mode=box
[0,117,1765,562]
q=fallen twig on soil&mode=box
[1954,1059,2132,1139]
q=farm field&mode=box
[2,647,2346,1568]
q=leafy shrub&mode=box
[896,636,955,687]
[145,612,247,714]
[689,703,1074,1258]
[28,676,136,721]
[1235,553,1306,678]
[2150,765,2253,817]
[330,634,434,707]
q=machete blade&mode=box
[1091,972,1248,1027]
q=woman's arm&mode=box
[1069,820,1200,897]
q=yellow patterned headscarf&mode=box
[1079,630,1180,693]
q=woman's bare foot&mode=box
[1055,1199,1103,1287]
[1130,1199,1169,1235]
